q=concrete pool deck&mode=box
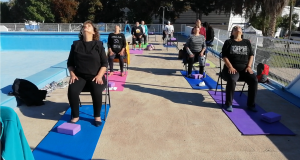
[9,35,300,159]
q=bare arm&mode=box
[247,55,254,68]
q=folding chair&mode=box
[112,41,130,74]
[183,45,208,78]
[75,71,111,121]
[214,52,246,106]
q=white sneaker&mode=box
[198,81,205,87]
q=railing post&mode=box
[57,24,59,32]
[15,24,17,31]
[216,29,220,51]
[105,24,107,32]
[252,37,259,69]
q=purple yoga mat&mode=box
[208,91,296,135]
[130,49,143,54]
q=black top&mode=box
[107,33,126,53]
[67,40,108,76]
[222,39,253,71]
[131,26,144,37]
[206,27,214,42]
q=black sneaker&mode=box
[247,107,257,112]
[187,74,192,78]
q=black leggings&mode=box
[142,34,147,44]
[187,52,204,75]
[108,53,125,73]
[68,74,107,118]
[222,68,258,107]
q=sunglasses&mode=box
[233,26,241,30]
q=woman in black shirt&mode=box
[108,25,126,76]
[221,26,258,112]
[67,20,108,127]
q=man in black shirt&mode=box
[221,26,258,112]
[108,25,126,76]
[131,21,144,50]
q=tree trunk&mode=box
[268,10,277,37]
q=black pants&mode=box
[68,73,107,118]
[222,68,258,107]
[187,52,204,75]
[108,53,125,73]
[142,34,147,44]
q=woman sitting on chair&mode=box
[67,20,108,127]
[108,25,126,77]
[221,26,258,112]
[185,25,206,77]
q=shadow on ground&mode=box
[124,83,218,109]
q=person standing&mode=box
[131,22,144,50]
[108,25,126,77]
[191,19,206,39]
[140,20,148,45]
[164,21,174,44]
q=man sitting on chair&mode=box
[131,21,144,50]
[221,26,258,112]
[108,25,126,77]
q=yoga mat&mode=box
[107,71,127,91]
[193,60,216,68]
[180,71,222,90]
[129,49,143,54]
[135,43,148,48]
[208,91,296,135]
[33,104,110,160]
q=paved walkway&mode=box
[15,35,300,160]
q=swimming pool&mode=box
[0,32,131,108]
[0,32,113,51]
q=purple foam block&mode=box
[108,82,115,87]
[192,74,202,79]
[206,63,210,66]
[57,123,81,135]
[261,112,281,123]
[171,38,177,41]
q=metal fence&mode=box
[212,28,300,87]
[1,23,185,34]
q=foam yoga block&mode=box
[206,63,210,66]
[192,74,202,79]
[171,38,177,41]
[108,82,115,87]
[57,123,81,135]
[261,112,281,123]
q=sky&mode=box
[0,0,9,2]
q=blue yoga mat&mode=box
[33,104,110,160]
[180,71,222,90]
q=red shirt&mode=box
[191,27,206,39]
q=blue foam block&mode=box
[180,71,222,90]
[33,104,110,160]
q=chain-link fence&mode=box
[212,28,300,87]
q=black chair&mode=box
[215,52,246,106]
[183,45,208,78]
[75,71,111,121]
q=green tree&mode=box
[189,0,216,20]
[95,0,126,23]
[277,13,299,31]
[75,0,103,22]
[10,0,55,23]
[0,2,11,23]
[214,0,289,37]
[51,0,79,23]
